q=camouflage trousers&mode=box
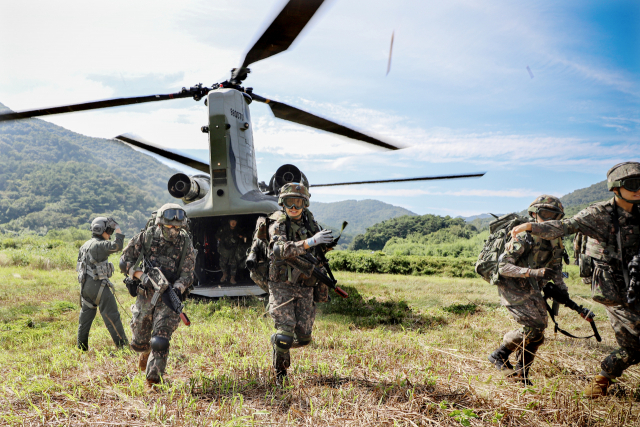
[219,246,238,276]
[130,288,181,383]
[497,283,548,351]
[269,281,316,343]
[600,306,640,378]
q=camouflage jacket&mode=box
[121,225,196,294]
[215,225,243,251]
[267,209,320,284]
[498,230,567,293]
[530,198,640,270]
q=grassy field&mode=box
[2,257,639,427]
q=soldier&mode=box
[267,183,333,383]
[488,195,571,383]
[511,162,640,397]
[216,218,245,284]
[120,203,196,385]
[76,217,128,351]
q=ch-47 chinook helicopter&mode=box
[0,0,484,298]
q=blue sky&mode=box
[1,0,638,216]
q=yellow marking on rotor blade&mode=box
[265,99,271,104]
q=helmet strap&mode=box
[614,188,640,205]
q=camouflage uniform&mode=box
[530,197,640,379]
[76,232,128,350]
[497,230,568,366]
[268,207,323,378]
[215,224,243,278]
[121,223,195,383]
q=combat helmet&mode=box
[91,217,110,236]
[155,203,187,227]
[278,183,310,208]
[527,195,564,221]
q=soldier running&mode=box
[488,195,571,383]
[76,217,128,351]
[511,162,640,397]
[267,183,333,383]
[120,203,195,385]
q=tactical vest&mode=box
[267,209,320,284]
[525,234,565,270]
[135,226,191,284]
[76,237,115,309]
[584,200,640,266]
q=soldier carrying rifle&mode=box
[512,162,640,397]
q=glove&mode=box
[629,255,640,273]
[106,217,119,229]
[306,229,334,247]
[529,268,555,280]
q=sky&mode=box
[1,0,638,217]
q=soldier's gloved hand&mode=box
[529,268,555,280]
[140,273,153,288]
[306,230,333,247]
[173,282,186,294]
[629,256,640,273]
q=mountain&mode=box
[0,102,179,235]
[309,199,417,235]
[560,180,610,207]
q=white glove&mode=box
[306,230,333,247]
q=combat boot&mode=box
[583,375,610,398]
[273,347,290,386]
[488,345,515,376]
[138,351,150,372]
[230,276,237,284]
[220,272,228,283]
[511,344,538,386]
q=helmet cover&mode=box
[155,203,187,227]
[607,162,640,190]
[278,183,310,207]
[527,195,564,219]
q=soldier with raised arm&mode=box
[511,162,640,397]
[76,217,128,351]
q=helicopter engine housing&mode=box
[168,173,210,203]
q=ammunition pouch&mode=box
[592,262,625,306]
[579,253,593,278]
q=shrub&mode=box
[327,251,477,278]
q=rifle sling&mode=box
[543,299,596,340]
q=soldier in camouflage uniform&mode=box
[512,162,640,397]
[267,183,333,383]
[76,217,128,351]
[488,195,570,383]
[215,218,244,284]
[120,203,196,385]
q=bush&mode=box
[326,251,477,278]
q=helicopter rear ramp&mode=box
[190,283,266,299]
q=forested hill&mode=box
[0,102,179,235]
[309,199,417,235]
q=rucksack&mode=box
[475,213,529,285]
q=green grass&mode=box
[0,234,637,425]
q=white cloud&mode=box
[311,186,550,198]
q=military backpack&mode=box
[475,213,529,285]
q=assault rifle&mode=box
[142,259,191,326]
[542,282,601,342]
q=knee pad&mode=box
[271,331,294,351]
[297,334,312,346]
[150,335,170,352]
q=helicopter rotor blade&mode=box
[241,0,325,69]
[251,93,400,150]
[0,85,212,122]
[115,133,210,174]
[310,173,486,187]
